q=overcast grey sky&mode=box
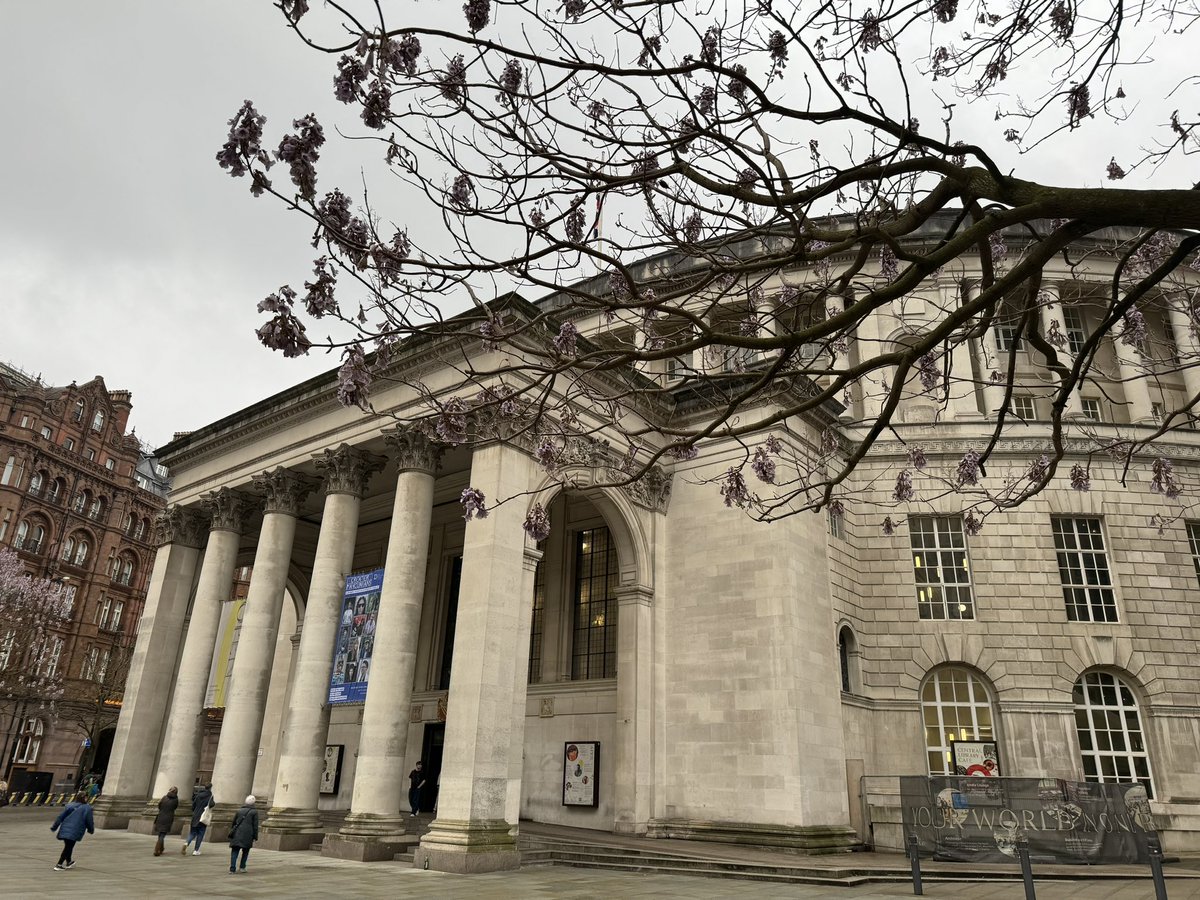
[1,2,1192,449]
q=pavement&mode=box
[2,804,1199,899]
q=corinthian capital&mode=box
[152,505,207,549]
[314,444,387,498]
[385,427,443,475]
[201,487,254,534]
[252,467,318,516]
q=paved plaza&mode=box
[2,806,1199,899]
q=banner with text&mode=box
[901,776,1157,865]
[328,569,383,704]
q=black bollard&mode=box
[1147,836,1169,900]
[907,832,923,896]
[1016,838,1036,900]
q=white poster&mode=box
[562,741,599,807]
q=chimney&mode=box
[109,389,133,434]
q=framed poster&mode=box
[562,741,599,807]
[328,569,384,704]
[320,745,344,794]
[951,740,1001,777]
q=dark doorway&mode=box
[419,723,445,813]
[437,556,463,690]
[92,727,116,778]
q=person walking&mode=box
[51,792,95,871]
[227,794,258,874]
[152,786,179,856]
[182,783,215,856]
[407,761,425,816]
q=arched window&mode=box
[74,539,90,566]
[13,717,44,764]
[91,410,105,432]
[135,517,148,540]
[838,626,859,693]
[920,667,996,775]
[113,554,135,586]
[1073,671,1155,798]
[73,400,85,423]
[46,478,64,503]
[28,470,44,495]
[61,536,76,562]
[89,497,105,520]
[16,521,46,553]
[123,513,134,534]
[571,526,619,680]
[15,520,29,548]
[73,490,92,514]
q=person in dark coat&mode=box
[51,792,95,870]
[152,786,179,856]
[182,783,215,856]
[227,794,259,874]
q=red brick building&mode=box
[0,363,168,795]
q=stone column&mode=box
[1038,283,1082,419]
[152,489,250,800]
[613,584,654,834]
[975,288,1007,416]
[855,307,884,422]
[92,507,206,829]
[325,430,440,862]
[504,544,543,826]
[209,468,315,826]
[413,441,537,874]
[1112,309,1155,423]
[262,445,384,851]
[938,277,980,419]
[1168,304,1200,409]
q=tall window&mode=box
[46,479,63,502]
[73,539,90,567]
[12,718,44,764]
[837,626,858,693]
[529,561,545,683]
[1187,522,1200,587]
[73,400,85,423]
[1051,517,1117,622]
[1063,307,1088,355]
[1013,396,1036,420]
[91,410,105,432]
[1080,398,1103,421]
[994,323,1023,352]
[921,667,995,776]
[437,556,463,691]
[572,527,618,680]
[909,516,975,620]
[1074,671,1154,798]
[28,471,44,495]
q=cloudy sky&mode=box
[2,2,1192,449]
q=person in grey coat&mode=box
[228,794,259,874]
[51,792,95,870]
[182,783,215,855]
[152,786,179,856]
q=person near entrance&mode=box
[408,761,426,816]
[50,792,94,871]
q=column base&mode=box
[644,819,860,854]
[323,811,418,861]
[91,795,145,830]
[259,806,325,851]
[413,818,520,874]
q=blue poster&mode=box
[328,569,383,704]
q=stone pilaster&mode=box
[1168,303,1200,410]
[975,294,1007,417]
[152,489,251,800]
[1037,284,1082,419]
[209,469,314,825]
[938,277,981,419]
[93,506,205,829]
[262,446,384,851]
[613,584,654,834]
[413,442,537,874]
[325,429,440,862]
[504,545,543,826]
[1112,312,1156,424]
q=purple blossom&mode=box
[1067,83,1091,127]
[478,316,504,351]
[821,428,839,455]
[586,100,607,123]
[1070,464,1091,491]
[216,100,269,183]
[534,438,562,472]
[893,469,914,502]
[962,511,983,536]
[878,245,899,280]
[988,231,1009,266]
[881,516,898,536]
[720,467,751,508]
[696,85,715,115]
[668,443,699,461]
[917,353,940,394]
[700,25,721,64]
[530,208,546,228]
[1046,319,1067,350]
[1106,158,1126,180]
[933,0,957,22]
[1148,514,1170,535]
[553,321,579,356]
[1120,307,1147,349]
[460,487,488,521]
[255,286,312,357]
[751,446,776,483]
[956,449,981,487]
[907,446,928,469]
[632,151,659,182]
[764,434,783,454]
[637,35,662,68]
[683,213,703,244]
[336,343,372,410]
[281,0,309,22]
[523,503,552,542]
[1151,457,1183,499]
[1027,454,1050,484]
[1049,0,1074,40]
[497,59,523,99]
[436,397,469,445]
[302,257,338,317]
[463,0,491,33]
[560,408,580,431]
[440,54,467,103]
[564,0,586,20]
[449,173,474,209]
[726,64,748,101]
[767,30,788,75]
[333,55,368,104]
[275,114,325,201]
[565,204,586,244]
[859,11,882,51]
[361,80,392,129]
[385,35,422,77]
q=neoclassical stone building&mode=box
[97,225,1200,868]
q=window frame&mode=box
[1051,516,1118,623]
[571,526,619,680]
[1012,396,1037,421]
[920,667,997,776]
[1080,398,1103,422]
[908,515,976,621]
[1062,306,1088,355]
[1073,670,1155,798]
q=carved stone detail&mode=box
[616,465,673,513]
[384,428,443,474]
[201,487,254,534]
[152,505,207,549]
[315,444,387,497]
[252,467,318,516]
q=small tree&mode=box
[0,549,72,772]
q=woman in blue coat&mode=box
[51,792,95,871]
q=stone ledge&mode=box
[413,818,521,873]
[322,833,416,862]
[259,829,326,851]
[644,819,859,855]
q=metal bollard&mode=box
[1147,837,1169,900]
[907,833,923,896]
[1016,838,1036,900]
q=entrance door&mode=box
[420,723,445,813]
